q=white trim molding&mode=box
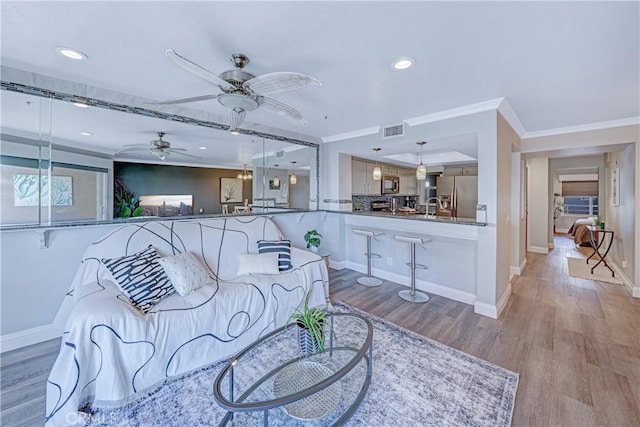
[322,126,381,143]
[528,245,549,254]
[523,116,640,139]
[474,282,512,319]
[610,261,640,298]
[497,98,526,137]
[404,98,503,127]
[1,323,62,353]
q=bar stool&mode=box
[394,234,433,303]
[352,228,385,287]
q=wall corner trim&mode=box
[1,323,62,353]
[528,246,549,254]
[474,302,498,319]
[610,261,639,298]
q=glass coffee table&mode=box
[213,312,373,426]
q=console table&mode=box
[586,225,615,277]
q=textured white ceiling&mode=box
[1,1,638,163]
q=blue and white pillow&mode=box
[257,240,293,272]
[102,245,175,313]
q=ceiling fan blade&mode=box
[243,72,321,96]
[166,49,235,92]
[146,94,219,106]
[259,96,307,126]
[114,145,149,155]
[166,147,188,152]
[167,150,201,160]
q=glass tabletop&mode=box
[213,312,372,417]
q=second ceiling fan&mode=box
[154,49,322,131]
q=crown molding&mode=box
[322,126,381,143]
[522,117,640,139]
[403,98,504,127]
[497,98,526,137]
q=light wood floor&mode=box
[2,235,639,426]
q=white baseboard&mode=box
[610,260,639,298]
[510,258,527,278]
[548,242,554,249]
[556,227,570,234]
[329,259,347,270]
[474,282,511,319]
[1,323,62,353]
[528,245,549,254]
[345,261,477,306]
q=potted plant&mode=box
[304,229,322,253]
[114,179,143,218]
[290,293,327,355]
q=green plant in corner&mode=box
[290,292,328,353]
[114,179,143,218]
[304,229,322,249]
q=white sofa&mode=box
[45,216,328,426]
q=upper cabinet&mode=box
[399,168,418,195]
[383,165,399,176]
[352,159,381,195]
[443,165,477,176]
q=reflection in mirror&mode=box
[0,85,318,226]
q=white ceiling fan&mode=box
[114,131,200,161]
[152,49,321,131]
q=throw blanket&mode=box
[568,217,596,246]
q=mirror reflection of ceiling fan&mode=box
[151,50,321,131]
[114,131,200,161]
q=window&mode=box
[561,180,598,216]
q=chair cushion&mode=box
[257,240,293,272]
[101,245,175,313]
[157,252,210,296]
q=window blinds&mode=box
[561,181,598,197]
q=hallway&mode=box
[330,235,640,426]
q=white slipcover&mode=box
[45,216,328,426]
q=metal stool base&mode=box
[357,276,383,287]
[398,289,430,303]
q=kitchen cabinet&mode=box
[463,165,478,176]
[399,168,418,195]
[383,165,399,176]
[352,159,381,195]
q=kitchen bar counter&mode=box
[329,210,487,226]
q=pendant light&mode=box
[372,148,382,180]
[416,141,427,180]
[272,164,280,187]
[290,161,297,185]
[237,164,253,180]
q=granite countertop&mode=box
[332,210,487,226]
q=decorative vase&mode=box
[297,323,324,355]
[310,246,319,253]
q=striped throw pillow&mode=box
[257,240,293,272]
[101,245,175,313]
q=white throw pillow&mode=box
[157,252,210,296]
[237,253,280,276]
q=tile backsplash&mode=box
[352,194,418,211]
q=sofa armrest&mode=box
[290,246,322,269]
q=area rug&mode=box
[567,255,623,285]
[88,301,518,426]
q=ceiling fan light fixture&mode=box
[392,57,415,70]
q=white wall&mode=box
[605,146,636,292]
[527,157,550,253]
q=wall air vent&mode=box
[275,150,285,159]
[382,123,405,138]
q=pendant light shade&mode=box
[372,148,382,181]
[272,164,280,187]
[290,161,297,185]
[416,141,427,180]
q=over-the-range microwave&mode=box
[381,175,400,194]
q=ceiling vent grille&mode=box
[275,150,285,159]
[383,123,405,138]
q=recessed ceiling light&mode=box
[199,146,207,150]
[55,46,88,60]
[392,57,415,70]
[230,131,240,135]
[73,102,89,108]
[79,132,92,136]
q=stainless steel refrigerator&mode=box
[436,176,478,219]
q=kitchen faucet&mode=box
[425,197,445,219]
